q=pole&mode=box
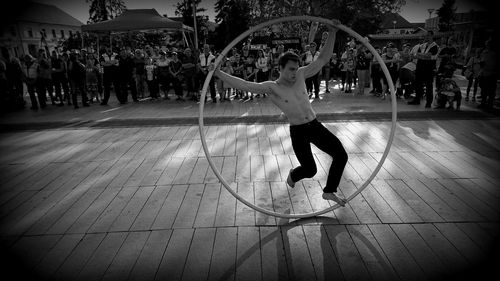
[192,1,198,51]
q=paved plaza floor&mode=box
[0,77,499,280]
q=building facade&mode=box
[0,2,83,60]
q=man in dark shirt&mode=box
[408,31,439,107]
[99,47,120,105]
[117,49,138,104]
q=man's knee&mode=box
[303,165,317,178]
[338,149,348,165]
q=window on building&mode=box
[41,28,46,38]
[69,30,73,37]
[27,27,33,38]
[52,29,56,38]
[60,30,65,38]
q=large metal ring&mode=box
[198,16,397,218]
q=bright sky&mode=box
[35,0,487,24]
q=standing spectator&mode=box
[85,57,100,103]
[355,44,370,95]
[243,55,256,100]
[270,44,284,80]
[255,49,269,98]
[231,52,245,100]
[117,49,138,104]
[181,47,198,101]
[343,48,355,93]
[0,59,8,108]
[304,42,320,98]
[478,38,498,109]
[198,44,216,102]
[319,31,332,93]
[37,49,57,106]
[68,52,88,109]
[22,54,44,110]
[133,49,146,99]
[329,53,341,87]
[61,52,72,104]
[6,57,25,109]
[217,57,233,101]
[408,31,439,107]
[155,51,171,100]
[169,52,184,100]
[99,47,120,105]
[396,43,412,97]
[145,57,159,100]
[370,47,384,96]
[51,50,69,106]
[151,46,161,64]
[381,42,401,99]
[464,48,482,101]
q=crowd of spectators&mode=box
[0,33,497,112]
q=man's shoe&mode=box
[407,100,420,105]
[83,103,90,107]
[425,103,431,108]
[322,193,346,207]
[286,169,295,188]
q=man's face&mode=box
[185,49,192,56]
[280,60,299,82]
[204,46,210,54]
[310,44,317,52]
[426,34,433,43]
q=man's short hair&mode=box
[278,51,300,68]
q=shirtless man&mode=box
[211,21,348,206]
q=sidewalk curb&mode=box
[1,110,499,131]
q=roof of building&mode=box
[14,1,83,26]
[380,13,415,29]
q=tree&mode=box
[87,0,126,23]
[213,0,252,50]
[174,0,210,48]
[437,0,456,32]
[247,0,405,45]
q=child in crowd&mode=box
[85,58,100,103]
[145,57,159,100]
[436,77,461,110]
[217,58,233,101]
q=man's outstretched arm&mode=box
[213,66,272,95]
[301,20,339,78]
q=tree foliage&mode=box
[174,0,210,48]
[247,0,405,45]
[213,0,252,50]
[87,0,126,24]
[437,0,456,32]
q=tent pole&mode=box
[192,1,198,51]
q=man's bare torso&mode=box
[267,74,316,125]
